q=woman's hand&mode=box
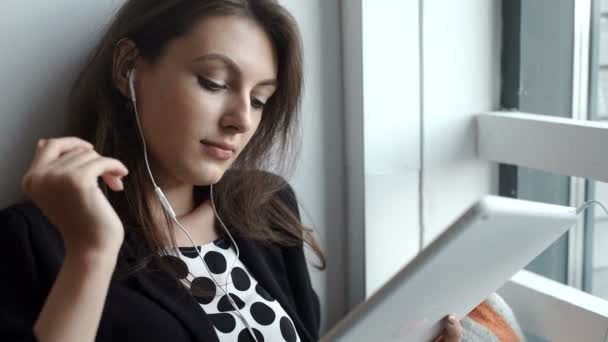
[432,315,462,342]
[21,136,129,257]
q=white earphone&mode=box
[127,68,260,342]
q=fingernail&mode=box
[448,315,456,324]
[37,138,46,147]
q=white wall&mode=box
[0,1,123,207]
[362,0,422,297]
[421,0,501,244]
[0,0,346,335]
[279,0,346,333]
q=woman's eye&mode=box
[198,77,225,92]
[251,98,266,110]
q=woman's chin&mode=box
[194,166,226,184]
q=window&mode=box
[499,0,576,285]
[585,0,608,299]
[494,0,608,300]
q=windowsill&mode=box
[498,269,608,341]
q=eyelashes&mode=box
[197,76,267,110]
[251,99,265,110]
[197,76,226,92]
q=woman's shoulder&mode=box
[2,198,46,219]
[1,199,54,230]
[0,199,62,250]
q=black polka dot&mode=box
[280,316,297,342]
[218,293,245,312]
[208,313,236,333]
[214,238,231,249]
[231,267,251,291]
[255,284,275,302]
[179,245,202,259]
[204,251,227,274]
[237,328,264,342]
[250,302,276,326]
[160,255,188,279]
[190,277,216,304]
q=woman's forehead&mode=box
[168,15,278,78]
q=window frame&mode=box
[497,0,597,289]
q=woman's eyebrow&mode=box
[194,53,276,87]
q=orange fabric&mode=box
[467,301,520,342]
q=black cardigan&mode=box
[0,185,320,341]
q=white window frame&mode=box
[479,0,598,290]
[341,0,608,339]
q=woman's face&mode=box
[128,15,277,187]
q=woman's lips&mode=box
[201,142,234,160]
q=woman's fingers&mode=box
[22,138,89,194]
[56,148,100,170]
[79,156,128,191]
[32,137,93,168]
[46,146,93,169]
[431,315,462,342]
[442,315,462,342]
[101,172,125,192]
[61,149,126,192]
[31,137,128,193]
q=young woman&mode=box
[0,1,462,341]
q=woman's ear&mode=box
[112,38,139,100]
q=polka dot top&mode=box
[161,237,301,342]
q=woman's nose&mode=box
[222,93,254,133]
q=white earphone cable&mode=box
[576,200,608,216]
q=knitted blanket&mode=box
[461,293,525,342]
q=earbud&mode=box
[127,68,137,104]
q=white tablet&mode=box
[321,195,578,342]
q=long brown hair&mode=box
[64,0,326,280]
